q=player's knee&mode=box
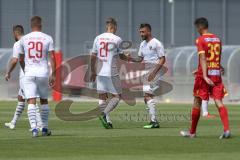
[27,98,36,104]
[40,99,48,105]
[214,99,223,108]
[99,99,107,105]
[144,95,152,104]
[18,95,25,102]
[146,98,156,107]
[193,97,202,107]
[99,93,108,100]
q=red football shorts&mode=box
[193,76,227,100]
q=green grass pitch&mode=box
[0,101,239,160]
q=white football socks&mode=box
[147,99,157,122]
[98,100,111,123]
[98,100,107,112]
[104,97,120,114]
[41,104,49,129]
[11,101,25,125]
[35,104,43,129]
[27,104,37,130]
[201,100,209,116]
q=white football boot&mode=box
[4,122,15,130]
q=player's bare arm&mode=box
[148,56,165,82]
[219,45,224,75]
[119,52,142,62]
[49,51,56,87]
[192,69,198,75]
[119,53,130,61]
[199,52,214,86]
[128,55,143,62]
[5,57,18,81]
[19,53,25,72]
[90,53,97,82]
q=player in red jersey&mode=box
[180,17,230,139]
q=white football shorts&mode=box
[23,76,49,99]
[96,75,122,95]
[18,77,25,99]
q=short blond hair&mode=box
[31,16,42,28]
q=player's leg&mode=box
[212,83,230,139]
[103,75,122,128]
[97,75,121,129]
[98,93,110,129]
[5,78,26,129]
[201,100,216,118]
[96,75,110,128]
[180,96,201,137]
[37,77,51,136]
[181,76,209,137]
[24,76,38,137]
[142,78,160,129]
[215,99,230,139]
[98,93,108,113]
[39,98,51,136]
[27,98,38,137]
[35,103,43,131]
[201,100,209,116]
[143,93,159,129]
[103,94,120,115]
[103,93,121,128]
[5,95,25,130]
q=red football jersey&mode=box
[195,33,222,82]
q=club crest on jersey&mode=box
[149,46,153,50]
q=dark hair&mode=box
[13,25,24,34]
[194,17,208,29]
[139,23,152,31]
[106,17,117,26]
[31,16,42,28]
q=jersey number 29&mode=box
[28,41,43,58]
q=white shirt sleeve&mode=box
[138,43,143,57]
[91,37,98,54]
[12,43,19,58]
[19,38,24,55]
[156,41,165,58]
[48,37,54,52]
[117,38,123,54]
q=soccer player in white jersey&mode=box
[5,25,42,130]
[90,18,128,129]
[128,23,165,128]
[19,16,56,137]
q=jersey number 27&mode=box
[99,42,108,57]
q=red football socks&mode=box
[190,107,201,134]
[218,106,230,131]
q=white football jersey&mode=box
[19,31,54,77]
[92,32,123,77]
[138,38,165,64]
[12,40,24,79]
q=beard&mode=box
[141,36,147,40]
